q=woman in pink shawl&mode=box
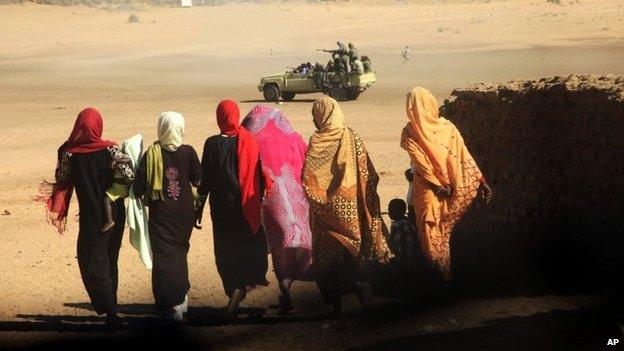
[242,104,312,312]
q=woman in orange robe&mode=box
[401,87,492,281]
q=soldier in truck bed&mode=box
[361,55,372,72]
[336,41,350,73]
[348,43,359,62]
[313,62,325,89]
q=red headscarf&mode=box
[63,108,117,154]
[36,107,116,234]
[216,100,262,234]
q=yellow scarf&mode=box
[146,141,164,202]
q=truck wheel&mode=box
[281,92,296,101]
[328,86,347,101]
[346,88,361,101]
[263,84,280,102]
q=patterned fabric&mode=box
[242,105,312,281]
[243,106,296,135]
[55,151,72,185]
[109,146,134,182]
[401,87,483,280]
[303,96,392,263]
[166,167,181,201]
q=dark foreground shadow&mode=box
[0,302,329,334]
[348,308,621,351]
[1,328,206,351]
[2,299,622,351]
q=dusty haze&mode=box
[1,0,623,349]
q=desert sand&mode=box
[0,0,623,349]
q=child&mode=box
[388,198,419,271]
[101,143,135,232]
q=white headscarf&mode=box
[157,111,185,151]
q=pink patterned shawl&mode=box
[242,105,312,280]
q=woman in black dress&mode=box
[39,107,133,330]
[133,111,202,322]
[196,100,268,321]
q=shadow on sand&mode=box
[0,302,329,334]
[348,308,620,351]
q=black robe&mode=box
[199,135,268,297]
[70,149,126,315]
[134,144,202,309]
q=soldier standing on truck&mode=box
[336,41,350,73]
[348,43,359,64]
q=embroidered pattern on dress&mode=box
[166,167,180,201]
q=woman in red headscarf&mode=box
[196,100,268,322]
[37,107,134,330]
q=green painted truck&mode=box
[257,70,376,102]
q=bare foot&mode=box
[225,289,245,323]
[101,220,115,232]
[278,279,293,313]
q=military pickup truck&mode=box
[257,70,376,102]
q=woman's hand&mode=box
[480,182,493,204]
[194,209,203,230]
[194,196,206,230]
[404,168,413,182]
[434,184,452,197]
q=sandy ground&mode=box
[1,0,624,349]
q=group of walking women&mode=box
[38,87,490,330]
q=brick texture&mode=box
[443,74,624,292]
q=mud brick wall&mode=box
[443,74,624,291]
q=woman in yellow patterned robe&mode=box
[401,87,492,281]
[303,96,392,314]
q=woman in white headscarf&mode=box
[133,111,202,322]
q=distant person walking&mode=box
[302,96,392,315]
[242,104,313,313]
[133,111,202,322]
[37,107,133,330]
[400,87,492,281]
[196,100,269,322]
[401,46,411,65]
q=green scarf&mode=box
[146,141,164,201]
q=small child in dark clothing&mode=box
[388,198,419,272]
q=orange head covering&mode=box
[404,87,455,186]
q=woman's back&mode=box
[201,135,242,219]
[253,124,306,181]
[70,148,113,215]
